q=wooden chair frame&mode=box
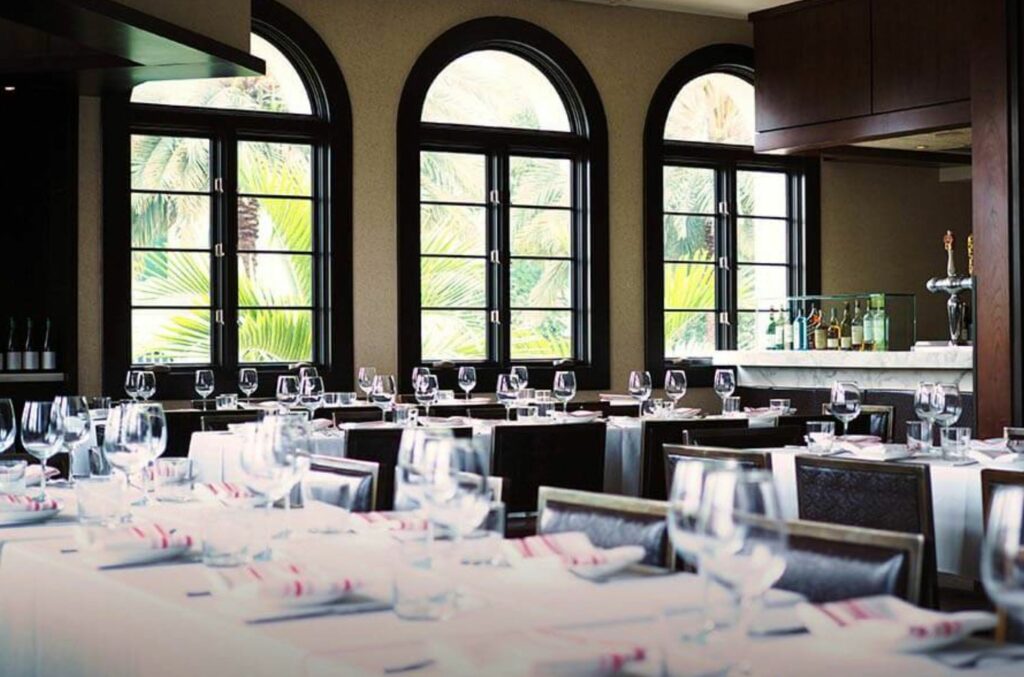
[820,403,895,441]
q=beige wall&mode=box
[78,0,751,395]
[820,160,973,342]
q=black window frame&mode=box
[102,0,353,399]
[643,44,820,385]
[397,17,609,393]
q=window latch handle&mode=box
[213,177,224,194]
[718,311,731,326]
[718,256,729,271]
[215,309,225,325]
[490,250,501,264]
[214,243,225,258]
[489,189,501,206]
[489,310,501,325]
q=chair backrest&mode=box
[199,412,260,432]
[689,425,804,450]
[754,518,924,605]
[537,486,671,568]
[981,468,1024,525]
[491,422,606,516]
[307,455,379,512]
[795,455,937,606]
[663,444,771,494]
[331,407,384,425]
[640,418,747,500]
[820,404,895,442]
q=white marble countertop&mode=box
[712,348,972,371]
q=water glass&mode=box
[940,426,970,460]
[515,405,538,422]
[769,398,791,414]
[392,530,455,621]
[1004,427,1024,455]
[202,507,255,568]
[86,397,112,420]
[906,420,932,454]
[393,404,419,427]
[535,400,556,418]
[215,394,239,410]
[461,501,506,565]
[75,475,128,525]
[0,460,27,495]
[722,396,741,416]
[805,421,835,454]
[437,390,455,402]
[154,458,196,502]
[337,391,356,405]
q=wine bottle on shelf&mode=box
[861,298,874,351]
[851,300,864,350]
[826,307,840,350]
[811,305,827,351]
[22,317,39,370]
[781,308,793,350]
[793,305,808,351]
[839,302,852,350]
[871,296,888,351]
[41,318,56,371]
[5,318,21,371]
[765,307,777,351]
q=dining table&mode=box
[0,489,1019,677]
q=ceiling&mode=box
[566,0,792,19]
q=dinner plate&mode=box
[0,499,63,526]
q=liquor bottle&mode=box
[826,308,840,350]
[851,300,864,350]
[811,306,827,350]
[793,305,808,351]
[839,302,852,350]
[781,308,793,350]
[22,317,39,370]
[6,318,22,371]
[861,298,874,351]
[41,318,56,370]
[871,296,888,351]
[765,307,777,350]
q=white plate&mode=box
[0,500,63,526]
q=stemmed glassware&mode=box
[981,486,1024,630]
[53,396,92,485]
[21,401,63,497]
[509,366,529,394]
[357,367,377,402]
[713,369,736,414]
[415,373,439,417]
[137,403,167,504]
[194,369,215,407]
[0,399,16,454]
[276,375,300,409]
[496,374,519,421]
[411,367,431,389]
[828,381,862,437]
[298,366,319,382]
[553,371,577,413]
[628,370,653,418]
[239,368,259,403]
[136,371,156,401]
[370,374,397,413]
[457,366,477,400]
[124,370,141,401]
[664,370,688,411]
[299,375,325,418]
[913,382,939,451]
[931,383,963,438]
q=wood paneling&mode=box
[872,0,970,113]
[753,0,872,131]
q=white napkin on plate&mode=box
[0,494,60,512]
[599,394,637,404]
[82,522,195,554]
[309,418,334,432]
[797,595,995,653]
[347,511,428,533]
[832,436,900,459]
[418,416,469,427]
[210,561,363,607]
[502,532,645,579]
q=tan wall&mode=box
[820,160,973,342]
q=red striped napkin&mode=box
[212,561,363,607]
[534,645,646,675]
[797,595,996,652]
[349,511,428,532]
[502,532,645,579]
[0,494,60,512]
[92,522,194,553]
[196,482,254,501]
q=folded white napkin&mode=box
[85,522,194,553]
[670,406,701,418]
[555,410,601,422]
[309,418,334,432]
[502,532,645,579]
[418,416,469,427]
[211,561,363,606]
[798,595,995,653]
[194,482,256,504]
[0,494,60,512]
[348,511,428,532]
[744,406,794,416]
[834,442,908,460]
[599,394,637,404]
[25,465,60,486]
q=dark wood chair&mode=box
[663,444,772,496]
[491,422,606,535]
[331,407,384,424]
[199,412,260,432]
[821,404,895,442]
[306,455,379,512]
[537,486,671,568]
[689,425,804,450]
[981,468,1024,524]
[795,455,938,608]
[639,418,745,500]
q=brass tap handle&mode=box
[967,233,974,276]
[943,230,956,277]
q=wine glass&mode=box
[195,369,215,406]
[553,371,577,413]
[135,402,167,505]
[396,427,455,511]
[628,370,653,418]
[412,367,431,389]
[698,469,787,665]
[135,371,156,401]
[371,374,397,412]
[415,374,439,417]
[828,381,862,437]
[496,374,519,421]
[239,368,258,402]
[124,370,141,401]
[664,370,688,410]
[276,375,300,408]
[509,366,529,393]
[0,399,16,454]
[458,366,477,400]
[299,376,325,418]
[53,396,92,485]
[913,382,938,451]
[21,402,62,497]
[981,486,1024,629]
[713,369,736,413]
[357,367,377,401]
[931,383,963,436]
[298,366,319,382]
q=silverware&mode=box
[97,555,200,571]
[246,600,392,624]
[384,659,436,674]
[933,646,1024,669]
[186,590,212,598]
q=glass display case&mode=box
[754,293,916,352]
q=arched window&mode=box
[397,18,609,391]
[104,0,352,396]
[643,45,814,373]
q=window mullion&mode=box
[495,150,511,366]
[220,130,240,373]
